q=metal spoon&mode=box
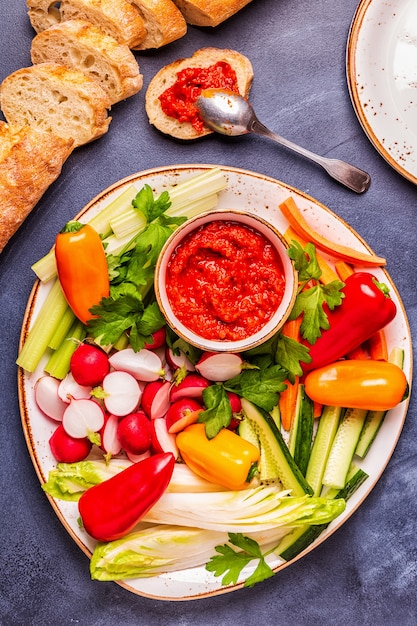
[196,89,371,194]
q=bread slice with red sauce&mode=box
[145,47,254,140]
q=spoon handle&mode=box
[251,119,371,194]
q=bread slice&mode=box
[171,0,253,26]
[0,121,74,253]
[145,47,254,140]
[0,63,112,147]
[129,0,187,50]
[27,0,147,49]
[30,20,143,104]
[59,0,147,47]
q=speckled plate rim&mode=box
[347,0,417,185]
[18,164,413,601]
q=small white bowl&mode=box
[155,210,297,353]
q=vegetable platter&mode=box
[17,164,412,601]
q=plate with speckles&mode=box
[347,0,417,185]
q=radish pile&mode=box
[34,331,244,465]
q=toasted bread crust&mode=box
[0,63,112,147]
[0,121,74,253]
[171,0,253,26]
[145,47,254,140]
[30,20,143,104]
[130,0,187,50]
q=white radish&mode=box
[165,347,195,372]
[109,348,165,382]
[100,413,122,456]
[151,418,179,459]
[102,370,141,416]
[62,397,105,439]
[58,372,91,403]
[126,449,152,463]
[195,352,243,382]
[34,376,67,421]
[169,373,210,403]
[141,380,171,419]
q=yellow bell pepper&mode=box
[176,423,260,490]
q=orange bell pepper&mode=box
[55,221,110,325]
[305,360,408,411]
[176,423,260,490]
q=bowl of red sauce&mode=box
[155,210,297,352]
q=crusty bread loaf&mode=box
[0,63,111,147]
[0,121,74,253]
[27,0,147,49]
[171,0,253,26]
[129,0,187,50]
[30,20,143,104]
[145,47,253,140]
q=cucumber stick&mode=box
[240,399,313,497]
[288,385,314,476]
[355,346,405,458]
[322,407,368,489]
[277,464,368,561]
[305,405,342,495]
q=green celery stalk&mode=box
[16,279,70,373]
[48,306,76,350]
[44,319,86,379]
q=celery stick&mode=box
[48,306,76,350]
[17,279,70,373]
[44,319,86,379]
[31,250,57,283]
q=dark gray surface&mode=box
[1,1,416,624]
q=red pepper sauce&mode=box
[166,221,286,341]
[158,62,240,132]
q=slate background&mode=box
[1,1,416,624]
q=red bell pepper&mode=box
[302,272,397,372]
[78,452,175,542]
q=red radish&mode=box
[126,449,152,463]
[195,352,243,382]
[169,373,210,403]
[100,413,122,456]
[166,398,203,434]
[165,347,195,372]
[109,348,165,382]
[58,372,91,403]
[102,371,141,416]
[141,380,171,419]
[144,327,166,350]
[117,410,152,455]
[49,424,92,462]
[34,376,67,421]
[62,397,105,440]
[151,417,179,458]
[227,391,242,414]
[70,342,110,387]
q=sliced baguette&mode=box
[129,0,187,50]
[171,0,253,26]
[0,121,74,253]
[59,0,147,47]
[145,47,253,140]
[30,20,143,104]
[0,63,112,147]
[26,0,62,33]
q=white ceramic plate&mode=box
[18,165,412,601]
[347,0,417,184]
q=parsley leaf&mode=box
[287,241,345,344]
[198,384,232,439]
[275,333,311,383]
[132,184,171,222]
[224,366,287,412]
[206,533,275,588]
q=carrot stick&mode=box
[334,261,355,281]
[284,225,340,285]
[346,344,370,360]
[279,317,302,431]
[313,401,323,419]
[280,196,386,267]
[367,329,389,361]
